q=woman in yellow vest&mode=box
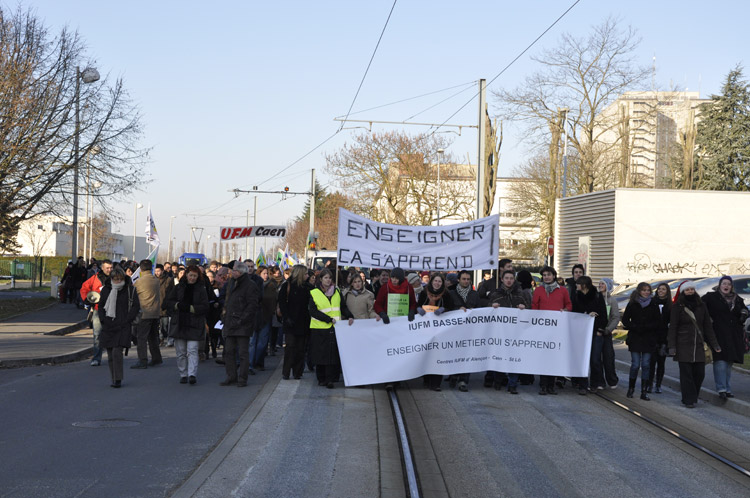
[308,269,353,388]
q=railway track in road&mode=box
[388,387,422,498]
[593,392,750,481]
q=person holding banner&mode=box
[278,265,312,380]
[489,270,531,393]
[308,269,353,388]
[373,268,417,323]
[447,270,479,392]
[417,273,458,391]
[571,276,607,395]
[343,274,378,320]
[532,267,572,395]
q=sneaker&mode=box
[719,392,727,400]
[508,386,518,395]
[654,386,662,394]
[189,375,196,385]
[180,377,188,384]
[726,393,735,398]
[685,403,696,408]
[458,381,468,392]
[596,386,605,391]
[608,384,617,390]
[90,360,101,366]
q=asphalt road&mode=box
[0,348,281,498]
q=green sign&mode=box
[387,293,409,317]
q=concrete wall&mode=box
[613,189,750,282]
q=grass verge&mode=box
[0,297,56,321]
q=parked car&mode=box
[678,274,750,302]
[613,278,675,313]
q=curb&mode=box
[614,359,750,418]
[43,319,90,336]
[0,346,93,369]
[0,300,58,323]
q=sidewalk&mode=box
[613,340,750,417]
[0,303,91,368]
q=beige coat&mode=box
[343,289,377,319]
[134,272,161,319]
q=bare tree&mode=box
[0,6,147,253]
[495,17,650,193]
[326,131,475,225]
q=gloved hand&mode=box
[417,307,426,316]
[378,312,390,324]
[408,310,415,322]
[189,305,195,314]
[178,302,190,312]
[434,307,445,316]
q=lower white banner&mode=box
[336,307,594,386]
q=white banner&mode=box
[336,307,594,386]
[336,209,499,271]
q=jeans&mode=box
[160,317,171,341]
[629,352,651,382]
[507,373,519,388]
[106,347,124,382]
[249,323,271,368]
[174,339,200,378]
[92,312,103,362]
[713,360,732,393]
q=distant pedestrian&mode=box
[219,261,260,387]
[417,272,456,391]
[155,264,174,345]
[131,259,163,369]
[702,276,748,399]
[98,267,140,388]
[594,278,620,390]
[668,281,721,408]
[571,276,607,395]
[81,260,114,366]
[309,269,353,388]
[621,282,660,400]
[277,265,312,380]
[648,282,672,393]
[166,266,210,385]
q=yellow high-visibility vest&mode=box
[310,288,341,329]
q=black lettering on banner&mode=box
[348,220,363,238]
[372,253,381,266]
[339,249,351,263]
[409,255,420,267]
[383,254,395,266]
[397,229,411,243]
[441,230,455,243]
[424,231,437,243]
[397,255,408,266]
[472,224,485,240]
[350,251,362,265]
[380,227,393,242]
[365,223,379,240]
[456,227,470,242]
[423,256,432,269]
[462,255,473,267]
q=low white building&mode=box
[555,188,750,284]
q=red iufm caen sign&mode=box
[220,226,287,241]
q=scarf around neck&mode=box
[456,284,471,302]
[638,296,652,308]
[323,284,336,297]
[104,281,126,319]
[542,281,559,295]
[719,288,736,310]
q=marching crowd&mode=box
[71,256,748,408]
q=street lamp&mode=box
[88,180,102,261]
[71,66,100,261]
[133,203,143,260]
[168,215,176,261]
[436,148,445,226]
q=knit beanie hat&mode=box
[391,267,405,283]
[719,275,733,287]
[680,280,697,292]
[406,273,421,286]
[600,278,614,294]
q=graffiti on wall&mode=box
[625,253,750,277]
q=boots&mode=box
[640,384,650,401]
[626,377,636,398]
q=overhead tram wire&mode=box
[336,80,475,119]
[337,0,398,132]
[402,82,477,122]
[428,0,581,137]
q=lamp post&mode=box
[71,66,100,261]
[88,180,102,261]
[436,148,444,226]
[168,216,176,262]
[133,203,143,260]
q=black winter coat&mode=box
[621,300,661,353]
[417,288,457,311]
[702,291,748,363]
[572,290,608,335]
[166,281,210,341]
[449,287,480,309]
[98,283,140,349]
[222,274,260,337]
[477,278,497,307]
[488,282,530,309]
[277,281,311,336]
[652,296,671,346]
[668,297,720,363]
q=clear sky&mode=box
[18,0,749,256]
